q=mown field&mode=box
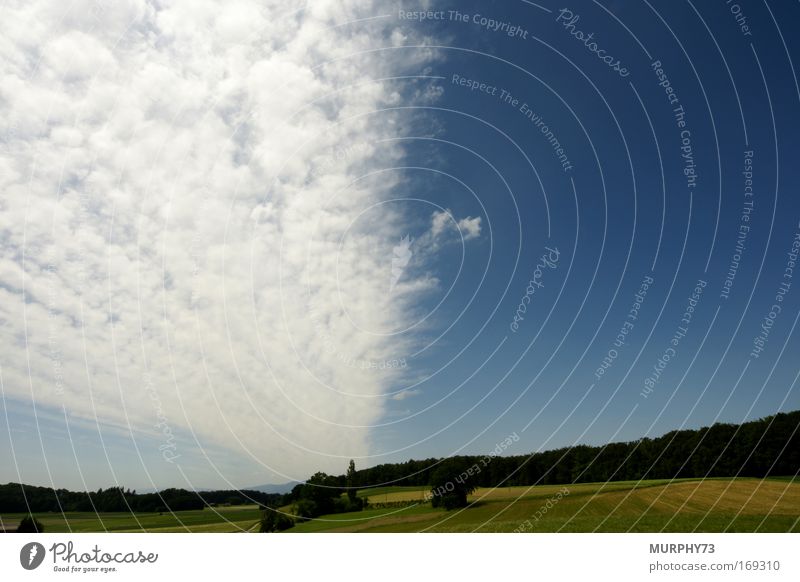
[2,477,797,533]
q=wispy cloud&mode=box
[390,389,421,401]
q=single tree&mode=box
[346,459,358,503]
[429,458,477,510]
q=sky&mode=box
[1,0,799,491]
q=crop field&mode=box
[287,477,800,533]
[3,477,797,533]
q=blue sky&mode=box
[2,0,799,491]
[370,0,800,461]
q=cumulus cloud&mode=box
[0,0,444,485]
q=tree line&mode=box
[0,483,283,514]
[348,410,799,492]
[274,410,799,521]
[4,410,797,524]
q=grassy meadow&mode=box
[3,477,797,533]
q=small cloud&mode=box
[457,216,481,240]
[391,389,421,401]
[428,209,482,242]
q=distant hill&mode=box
[123,482,299,495]
[244,482,299,495]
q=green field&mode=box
[0,504,263,533]
[3,477,798,533]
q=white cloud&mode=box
[0,0,442,486]
[457,215,482,240]
[430,209,452,238]
[429,209,483,243]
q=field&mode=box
[281,477,800,533]
[0,504,263,533]
[3,477,798,533]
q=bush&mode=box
[293,499,318,520]
[16,516,44,533]
[259,507,294,532]
[333,496,364,513]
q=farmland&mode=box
[0,504,263,533]
[285,477,800,533]
[4,477,797,533]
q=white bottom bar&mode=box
[1,533,796,581]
